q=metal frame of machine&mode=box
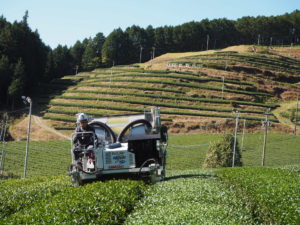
[69,108,168,186]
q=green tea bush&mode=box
[203,133,242,168]
[3,179,146,224]
[0,176,69,219]
[125,169,256,224]
[218,167,300,225]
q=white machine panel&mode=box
[103,143,136,169]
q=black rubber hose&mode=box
[138,158,157,176]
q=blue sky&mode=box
[1,0,299,48]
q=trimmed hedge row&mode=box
[186,53,300,69]
[2,178,146,224]
[0,176,69,219]
[67,89,278,108]
[125,169,256,224]
[81,78,272,96]
[48,101,278,122]
[181,54,300,73]
[204,57,300,73]
[55,95,266,115]
[218,167,300,225]
[47,109,172,123]
[83,73,253,86]
[78,83,184,94]
[53,126,74,130]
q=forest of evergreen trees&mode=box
[0,10,299,108]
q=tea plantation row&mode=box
[1,167,299,224]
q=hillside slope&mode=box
[37,45,300,134]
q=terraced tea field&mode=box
[37,45,300,134]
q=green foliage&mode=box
[125,169,256,224]
[0,14,48,107]
[218,167,300,224]
[203,133,242,168]
[0,176,69,219]
[51,45,74,77]
[1,177,146,224]
[81,33,105,70]
[280,108,300,123]
[0,55,12,103]
[101,28,133,66]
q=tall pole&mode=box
[225,54,228,70]
[206,34,209,51]
[221,76,225,100]
[110,60,114,88]
[232,110,240,167]
[241,119,246,151]
[0,113,8,174]
[152,47,155,59]
[262,109,270,166]
[258,34,261,45]
[294,94,299,135]
[139,46,143,63]
[24,97,32,178]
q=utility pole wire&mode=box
[0,113,8,174]
[152,47,155,59]
[241,119,246,151]
[75,65,79,75]
[206,34,209,51]
[221,76,225,100]
[232,110,240,167]
[109,60,114,89]
[294,94,299,135]
[139,46,143,63]
[261,108,271,166]
[23,97,32,178]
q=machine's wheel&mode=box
[69,164,83,187]
[72,172,82,187]
[117,119,152,143]
[161,151,167,181]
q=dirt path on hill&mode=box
[10,115,70,141]
[32,115,70,140]
[273,101,298,131]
